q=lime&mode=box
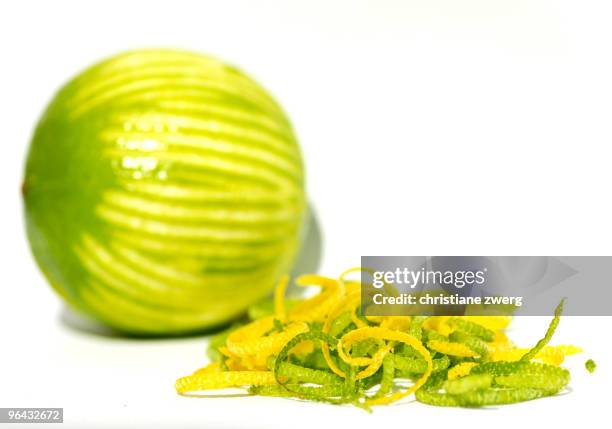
[23,49,306,335]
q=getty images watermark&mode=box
[361,256,612,316]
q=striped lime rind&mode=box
[23,49,306,335]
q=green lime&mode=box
[23,49,306,335]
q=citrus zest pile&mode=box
[176,270,583,409]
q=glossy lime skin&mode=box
[23,50,306,335]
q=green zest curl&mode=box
[443,374,493,395]
[449,318,495,342]
[375,355,395,398]
[394,354,450,376]
[449,331,489,358]
[520,299,565,362]
[456,387,550,406]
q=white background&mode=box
[1,0,611,428]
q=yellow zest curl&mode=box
[274,275,289,321]
[176,371,277,393]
